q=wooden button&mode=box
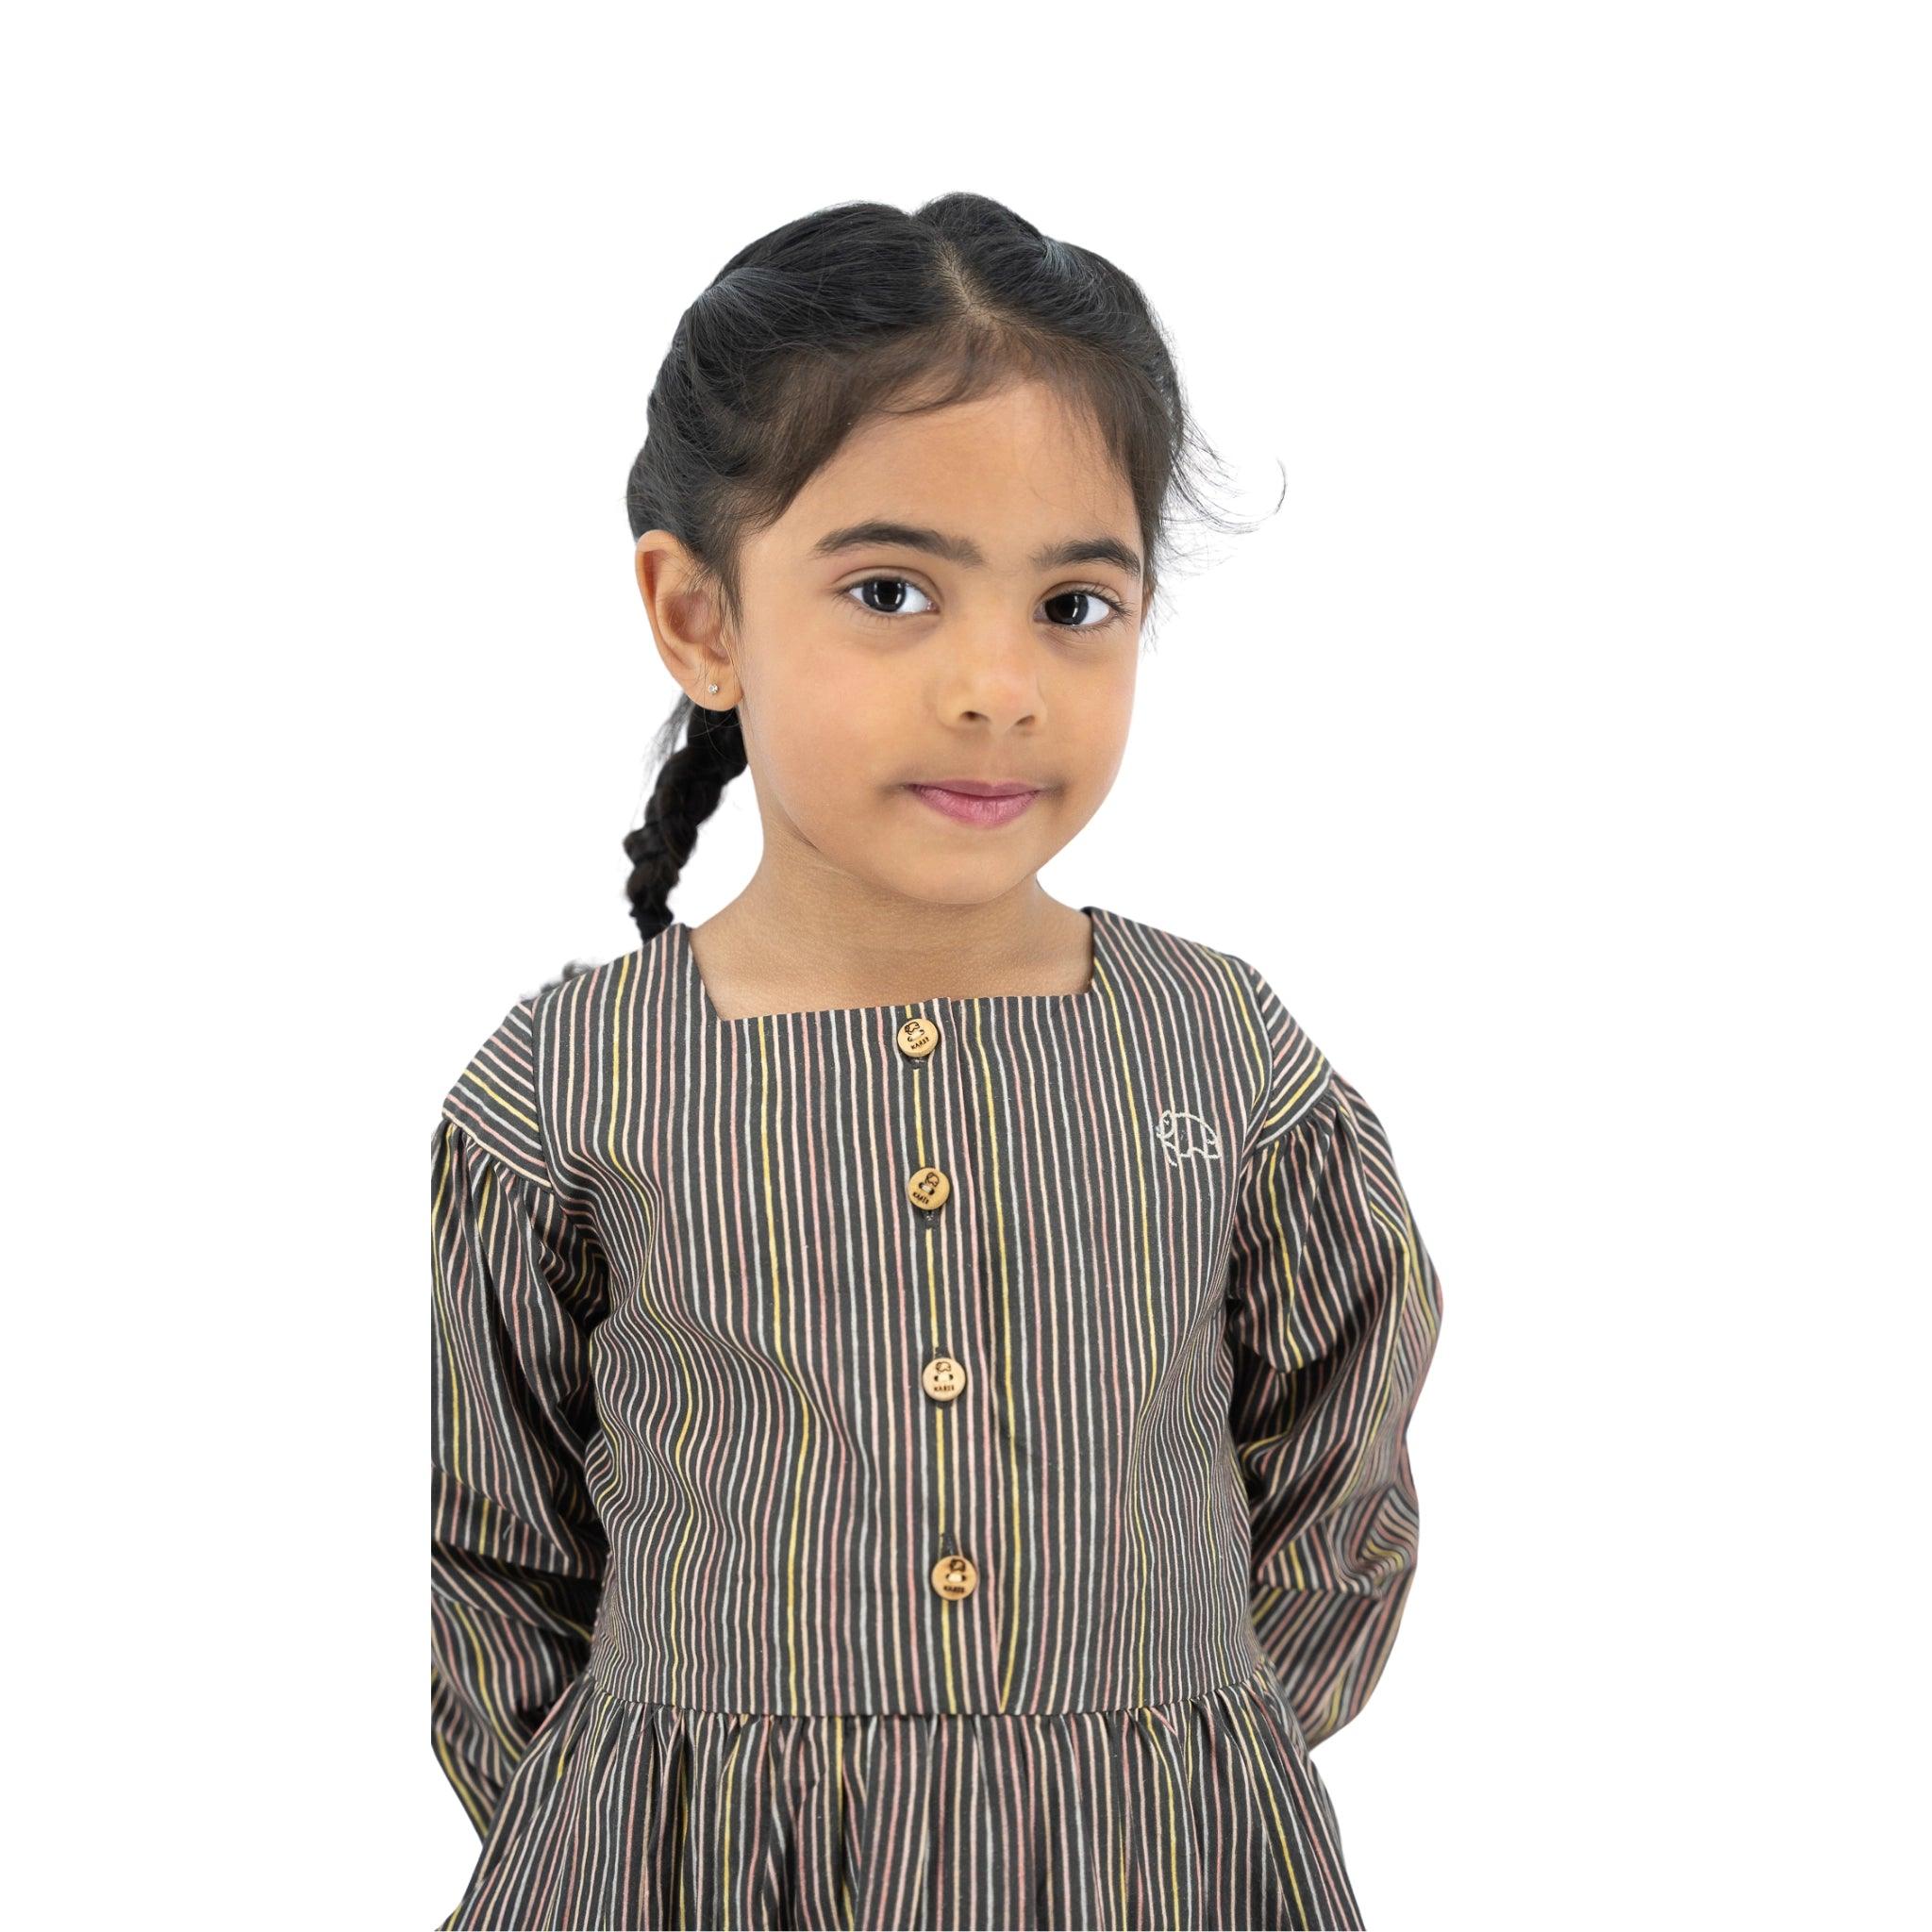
[930,1553,978,1599]
[922,1355,967,1402]
[907,1165,951,1212]
[896,1015,940,1059]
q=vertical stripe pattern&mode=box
[431,906,1443,1929]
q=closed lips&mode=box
[904,782,1043,825]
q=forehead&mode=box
[765,380,1138,569]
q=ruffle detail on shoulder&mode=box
[440,994,552,1190]
[1219,954,1334,1158]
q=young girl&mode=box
[429,192,1443,1932]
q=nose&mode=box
[935,626,1047,729]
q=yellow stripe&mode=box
[966,997,1023,1714]
[1090,953,1158,1710]
[593,950,706,1694]
[456,1063,542,1137]
[429,1126,465,1483]
[447,1597,522,1758]
[1133,1706,1187,1928]
[1257,1139,1309,1372]
[1227,1688,1311,1925]
[1214,950,1272,1115]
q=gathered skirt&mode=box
[438,1657,1362,1931]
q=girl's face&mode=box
[639,378,1143,917]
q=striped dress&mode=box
[430,905,1443,1931]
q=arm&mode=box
[1224,966,1444,1748]
[429,996,612,1837]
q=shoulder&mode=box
[437,931,682,1186]
[1093,908,1334,1153]
[1093,905,1266,1011]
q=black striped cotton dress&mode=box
[430,905,1442,1931]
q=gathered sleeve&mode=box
[1223,958,1445,1750]
[429,993,612,1839]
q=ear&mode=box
[634,530,739,709]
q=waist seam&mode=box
[582,1650,1277,1721]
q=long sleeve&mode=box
[430,994,613,1839]
[1223,960,1444,1750]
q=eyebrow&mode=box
[811,520,1142,583]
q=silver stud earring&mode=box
[707,681,720,693]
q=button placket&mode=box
[899,1006,982,1607]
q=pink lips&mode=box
[904,781,1042,828]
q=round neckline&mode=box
[673,905,1110,1027]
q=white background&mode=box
[7,3,1925,1926]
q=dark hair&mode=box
[545,191,1266,992]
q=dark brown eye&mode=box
[846,576,936,620]
[1043,588,1124,630]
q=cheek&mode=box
[750,657,894,800]
[1062,665,1136,780]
